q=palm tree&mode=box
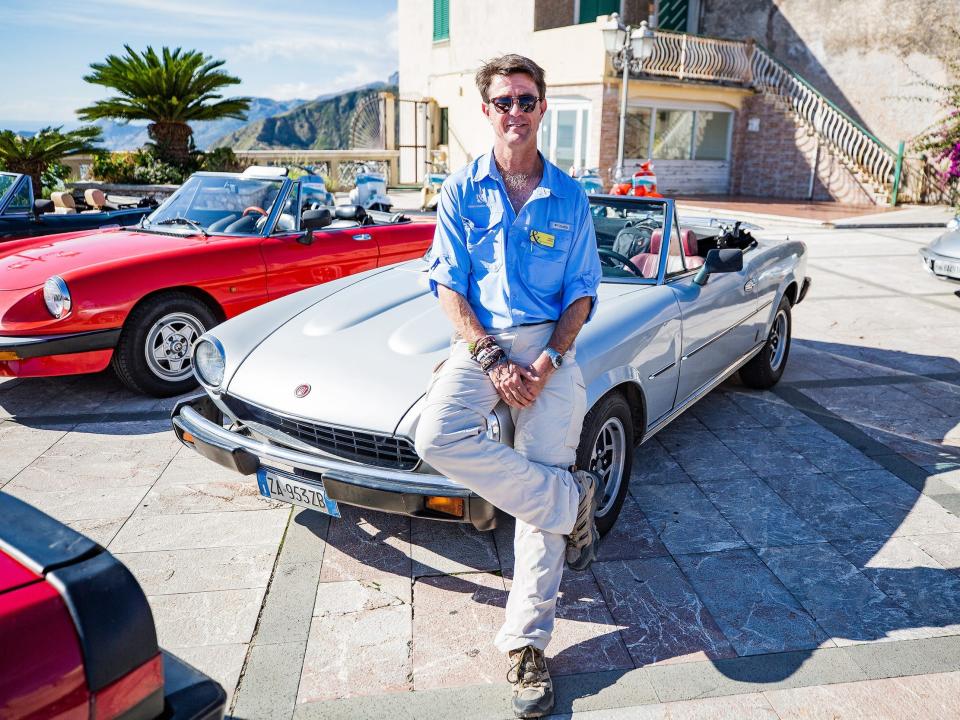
[0,126,102,197]
[77,46,250,165]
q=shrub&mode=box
[201,147,241,172]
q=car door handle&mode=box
[352,233,372,241]
[744,278,756,292]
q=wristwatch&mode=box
[544,347,564,369]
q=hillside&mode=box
[213,83,392,150]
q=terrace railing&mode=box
[624,30,899,199]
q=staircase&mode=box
[633,30,898,203]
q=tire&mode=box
[740,295,792,390]
[575,392,634,536]
[111,291,219,397]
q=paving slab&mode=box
[595,494,668,562]
[410,518,500,577]
[0,422,68,484]
[232,641,307,720]
[319,505,411,582]
[149,587,265,649]
[675,549,830,656]
[137,479,285,515]
[254,562,322,646]
[109,508,290,552]
[5,483,152,523]
[656,429,756,482]
[908,533,960,573]
[549,692,780,719]
[171,643,248,710]
[630,437,689,485]
[592,557,735,666]
[115,545,278,595]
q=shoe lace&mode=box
[506,646,547,688]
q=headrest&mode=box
[334,204,367,221]
[680,229,698,257]
[51,191,75,209]
[84,188,106,208]
[648,229,663,254]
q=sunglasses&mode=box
[489,94,541,114]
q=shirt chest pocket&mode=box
[522,228,571,293]
[465,207,503,272]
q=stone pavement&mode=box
[2,218,960,719]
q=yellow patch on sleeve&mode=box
[530,230,555,248]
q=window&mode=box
[623,107,651,159]
[626,106,733,162]
[3,179,32,214]
[433,0,449,41]
[578,0,620,24]
[653,109,694,160]
[693,111,731,160]
[665,209,687,276]
[538,99,591,173]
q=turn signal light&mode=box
[181,431,194,444]
[425,496,464,518]
[0,351,18,361]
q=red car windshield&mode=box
[144,175,285,235]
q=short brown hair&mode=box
[475,54,547,103]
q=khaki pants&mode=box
[414,322,587,652]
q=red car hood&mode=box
[0,228,214,290]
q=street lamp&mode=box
[603,13,655,181]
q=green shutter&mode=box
[578,0,619,24]
[658,0,688,31]
[433,0,449,41]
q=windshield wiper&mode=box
[155,217,209,237]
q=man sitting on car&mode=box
[415,54,603,720]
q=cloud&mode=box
[266,82,334,101]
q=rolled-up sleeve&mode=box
[427,181,470,297]
[561,195,603,321]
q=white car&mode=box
[171,196,809,534]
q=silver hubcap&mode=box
[768,309,789,372]
[590,417,627,517]
[145,312,205,381]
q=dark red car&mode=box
[0,167,433,396]
[0,493,225,719]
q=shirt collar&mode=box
[473,149,571,199]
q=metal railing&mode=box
[621,30,898,196]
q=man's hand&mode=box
[489,362,538,409]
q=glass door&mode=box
[539,99,591,174]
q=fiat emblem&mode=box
[295,384,311,398]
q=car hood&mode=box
[226,260,641,435]
[927,230,960,259]
[0,228,211,290]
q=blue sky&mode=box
[0,0,398,129]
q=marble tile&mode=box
[764,670,960,719]
[559,693,781,720]
[149,587,265,649]
[412,572,506,690]
[763,474,894,542]
[699,476,825,548]
[109,508,290,552]
[154,447,254,486]
[115,545,278,595]
[675,549,830,656]
[713,428,823,478]
[833,537,960,631]
[136,479,285,515]
[690,391,764,431]
[595,495,669,562]
[300,578,412,701]
[758,544,924,646]
[657,430,756,482]
[630,438,689,485]
[0,422,68,483]
[909,533,960,572]
[410,518,500,577]
[232,641,306,720]
[727,390,810,428]
[319,505,411,582]
[769,425,883,473]
[5,483,151,523]
[66,517,127,546]
[631,483,748,555]
[169,643,247,710]
[829,469,960,536]
[592,557,735,666]
[546,571,633,676]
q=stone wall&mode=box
[729,93,876,205]
[699,0,958,148]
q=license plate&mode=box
[256,467,340,517]
[934,259,960,276]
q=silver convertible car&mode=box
[171,196,810,534]
[919,216,960,283]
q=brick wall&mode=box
[598,82,623,185]
[730,93,877,205]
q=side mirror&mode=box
[694,248,743,286]
[34,199,55,216]
[297,208,333,245]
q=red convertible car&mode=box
[0,492,225,719]
[0,167,433,396]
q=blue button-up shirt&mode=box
[427,151,602,330]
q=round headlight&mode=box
[948,216,960,232]
[193,338,225,388]
[43,276,71,319]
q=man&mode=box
[414,54,603,719]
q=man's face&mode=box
[482,73,547,150]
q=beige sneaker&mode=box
[507,645,554,718]
[566,469,600,571]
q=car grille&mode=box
[222,395,420,471]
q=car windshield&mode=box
[144,174,285,235]
[590,197,668,280]
[0,174,17,202]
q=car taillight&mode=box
[91,654,164,720]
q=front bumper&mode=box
[170,395,497,530]
[0,327,121,359]
[919,247,960,282]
